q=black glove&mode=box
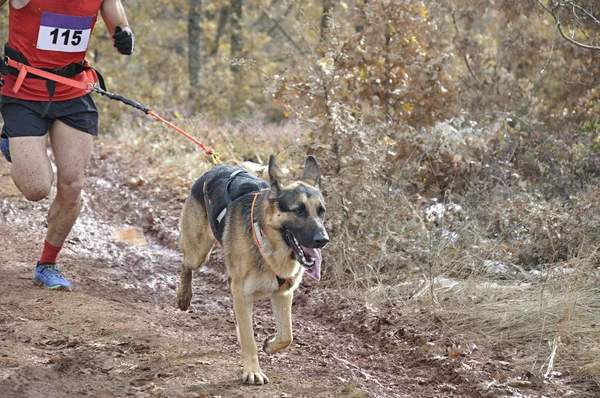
[113,25,134,55]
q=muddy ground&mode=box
[0,143,572,397]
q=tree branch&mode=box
[450,9,478,82]
[536,0,600,51]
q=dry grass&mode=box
[358,202,600,392]
[435,255,600,388]
[377,187,600,392]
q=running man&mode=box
[0,0,135,290]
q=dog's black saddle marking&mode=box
[192,165,269,245]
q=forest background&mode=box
[2,0,600,393]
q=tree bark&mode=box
[210,6,230,57]
[188,0,203,87]
[230,0,243,57]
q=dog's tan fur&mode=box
[177,156,326,385]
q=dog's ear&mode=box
[301,155,321,189]
[268,155,285,196]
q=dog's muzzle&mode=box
[286,231,323,281]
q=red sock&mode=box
[39,241,62,265]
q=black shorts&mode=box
[0,94,99,139]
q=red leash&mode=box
[5,58,221,165]
[146,110,217,159]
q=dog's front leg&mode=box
[263,291,293,354]
[176,265,193,310]
[231,286,269,385]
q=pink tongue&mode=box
[301,247,322,281]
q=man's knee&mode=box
[57,179,84,205]
[22,184,52,202]
[13,170,53,202]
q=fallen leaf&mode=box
[112,227,148,246]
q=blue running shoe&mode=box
[1,137,10,163]
[33,263,72,291]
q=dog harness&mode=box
[199,166,288,289]
[202,168,268,246]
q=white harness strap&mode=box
[217,208,227,224]
[253,221,264,246]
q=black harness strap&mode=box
[225,169,247,204]
[43,80,56,117]
[204,169,257,244]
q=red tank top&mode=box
[2,0,102,101]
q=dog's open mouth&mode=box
[286,231,322,281]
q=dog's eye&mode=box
[294,208,303,214]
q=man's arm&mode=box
[100,0,134,55]
[100,0,130,35]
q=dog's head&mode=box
[267,155,329,281]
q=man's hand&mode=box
[112,26,134,55]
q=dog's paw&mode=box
[242,365,269,385]
[177,266,193,310]
[263,336,292,354]
[176,288,192,311]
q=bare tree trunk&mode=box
[188,0,203,87]
[230,0,243,57]
[210,6,230,57]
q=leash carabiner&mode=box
[210,152,221,165]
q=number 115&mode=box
[49,28,83,46]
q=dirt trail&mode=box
[0,145,539,398]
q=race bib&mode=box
[36,12,93,53]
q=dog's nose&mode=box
[313,231,329,248]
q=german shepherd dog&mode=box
[176,155,329,385]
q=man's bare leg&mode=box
[10,121,92,290]
[9,135,53,201]
[46,120,93,247]
[9,130,72,289]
